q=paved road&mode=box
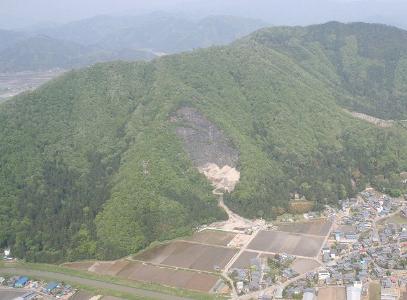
[0,268,192,300]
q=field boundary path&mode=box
[0,267,192,300]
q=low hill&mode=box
[0,22,406,263]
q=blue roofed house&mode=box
[14,276,29,288]
[44,282,59,293]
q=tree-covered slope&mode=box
[246,22,407,119]
[1,22,407,263]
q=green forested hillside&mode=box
[0,22,406,262]
[247,22,407,119]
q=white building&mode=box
[303,291,315,300]
[346,286,361,300]
[4,248,10,257]
[318,270,330,281]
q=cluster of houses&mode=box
[359,190,401,217]
[0,275,76,299]
[231,257,270,294]
[278,190,407,300]
[230,254,297,295]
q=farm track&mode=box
[0,267,192,300]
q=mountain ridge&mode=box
[0,22,406,262]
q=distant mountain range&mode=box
[0,13,267,72]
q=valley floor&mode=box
[0,69,65,101]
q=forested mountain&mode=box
[0,22,406,263]
[0,13,266,72]
[247,22,407,120]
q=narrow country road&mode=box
[0,267,192,300]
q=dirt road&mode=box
[0,267,192,300]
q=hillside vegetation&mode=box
[0,22,406,262]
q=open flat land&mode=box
[231,251,259,269]
[185,229,236,246]
[66,260,220,293]
[276,219,332,236]
[117,262,219,292]
[0,70,64,100]
[289,258,321,274]
[317,287,346,300]
[247,230,324,257]
[378,213,407,226]
[134,241,238,272]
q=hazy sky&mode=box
[1,0,406,29]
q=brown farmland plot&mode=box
[247,231,324,257]
[289,258,320,274]
[277,219,332,236]
[185,229,236,246]
[134,241,238,272]
[117,262,219,292]
[318,287,346,300]
[231,251,259,269]
[66,260,220,293]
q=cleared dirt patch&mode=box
[290,258,320,274]
[231,251,259,269]
[198,163,240,192]
[117,262,219,292]
[247,231,324,257]
[134,241,238,272]
[185,229,236,246]
[276,219,332,236]
[317,287,346,300]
